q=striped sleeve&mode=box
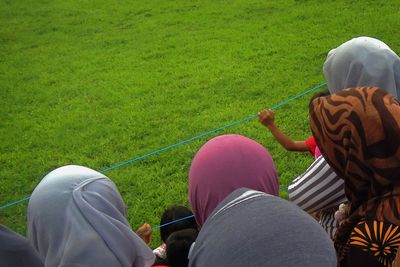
[288,156,347,213]
[319,208,337,239]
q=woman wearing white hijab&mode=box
[27,165,155,267]
[324,36,400,96]
[288,36,400,238]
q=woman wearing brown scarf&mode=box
[309,87,400,266]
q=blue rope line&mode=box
[100,115,257,173]
[137,215,195,237]
[101,82,327,173]
[0,82,327,210]
[152,215,195,231]
[270,82,327,109]
[0,197,31,210]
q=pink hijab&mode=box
[188,134,279,225]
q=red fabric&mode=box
[305,136,317,157]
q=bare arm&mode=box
[258,109,309,152]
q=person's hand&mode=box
[258,109,275,126]
[136,223,152,245]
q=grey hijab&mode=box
[189,188,336,267]
[0,225,43,267]
[27,165,155,267]
[324,36,400,98]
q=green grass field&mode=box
[1,0,400,246]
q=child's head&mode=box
[166,228,198,267]
[160,205,197,243]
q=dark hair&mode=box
[166,228,198,267]
[160,205,197,243]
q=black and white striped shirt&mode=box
[288,156,347,238]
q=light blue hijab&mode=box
[28,165,155,267]
[324,36,400,98]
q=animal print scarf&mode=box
[309,87,400,264]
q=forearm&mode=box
[266,123,308,151]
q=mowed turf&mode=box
[1,0,399,246]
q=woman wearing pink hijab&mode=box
[188,134,279,226]
[187,134,337,266]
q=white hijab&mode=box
[27,165,155,267]
[323,36,400,98]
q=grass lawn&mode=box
[1,0,399,246]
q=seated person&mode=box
[188,134,336,266]
[309,87,400,266]
[27,165,155,267]
[288,36,400,239]
[152,205,198,266]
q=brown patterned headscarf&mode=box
[309,87,400,259]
